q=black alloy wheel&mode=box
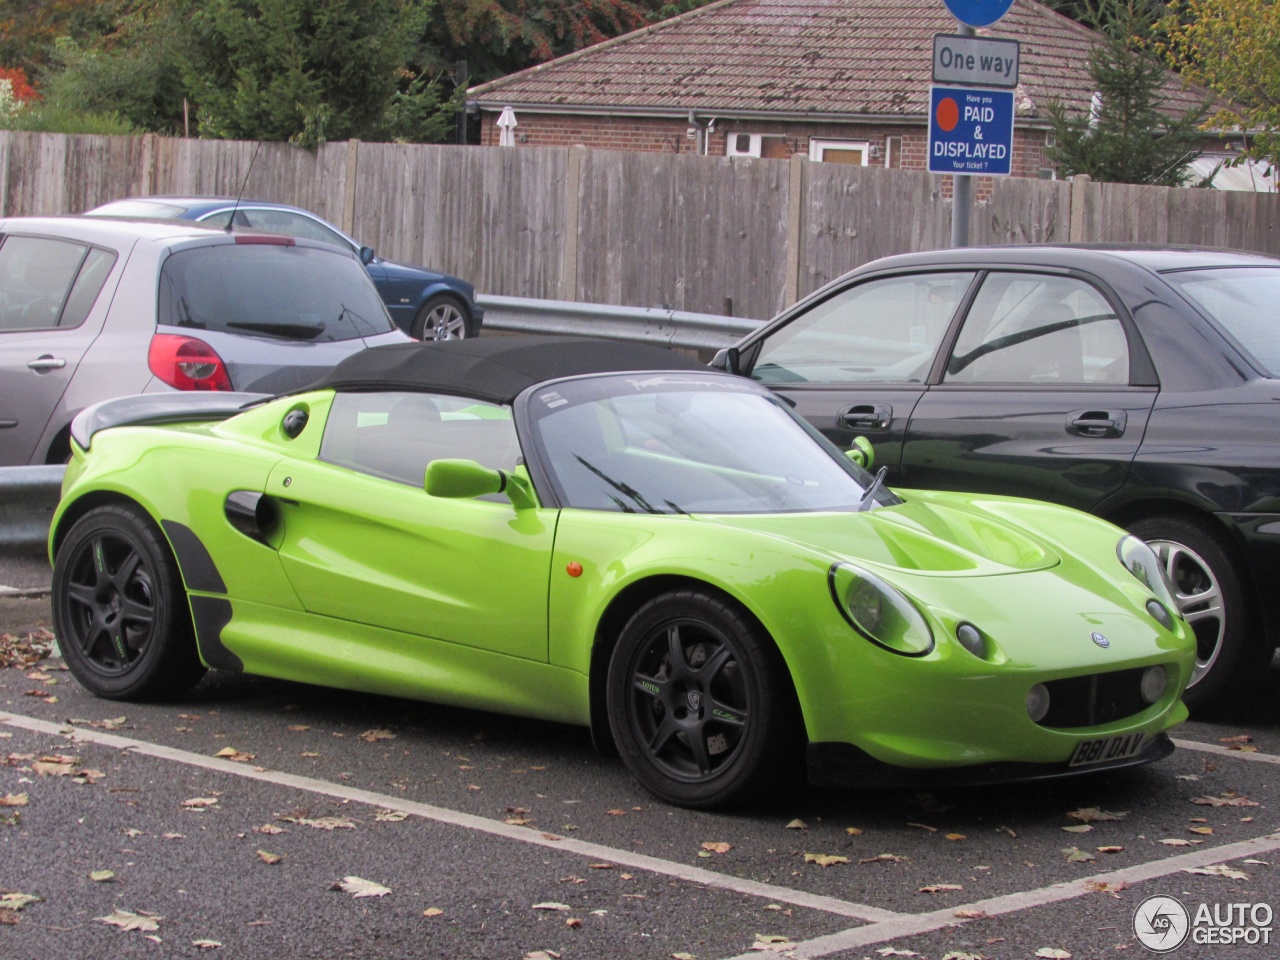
[606,589,799,808]
[53,504,205,700]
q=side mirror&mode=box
[425,458,536,509]
[426,458,505,499]
[359,245,376,265]
[844,436,875,470]
[709,346,741,375]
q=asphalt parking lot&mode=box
[2,548,1278,959]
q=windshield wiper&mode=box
[575,455,662,514]
[225,320,326,341]
[856,466,889,513]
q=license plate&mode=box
[1068,732,1146,767]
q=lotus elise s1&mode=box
[49,337,1195,807]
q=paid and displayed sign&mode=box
[927,85,1015,176]
[933,33,1019,87]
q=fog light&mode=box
[1026,683,1051,723]
[1140,665,1168,704]
[955,623,985,658]
[1145,599,1174,630]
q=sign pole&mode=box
[950,23,974,248]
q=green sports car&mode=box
[49,337,1195,808]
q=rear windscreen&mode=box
[158,242,393,342]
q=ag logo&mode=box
[1091,631,1111,648]
[1134,895,1190,952]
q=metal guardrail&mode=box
[0,465,64,550]
[477,294,760,351]
[0,297,759,548]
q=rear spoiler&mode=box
[70,393,270,452]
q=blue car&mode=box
[87,197,483,341]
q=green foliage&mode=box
[1158,0,1280,169]
[1,101,137,134]
[1046,0,1210,185]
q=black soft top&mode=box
[313,336,709,403]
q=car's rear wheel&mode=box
[411,294,472,341]
[52,504,205,701]
[606,589,800,808]
[1128,515,1266,710]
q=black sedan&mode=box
[716,245,1280,709]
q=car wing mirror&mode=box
[844,436,875,470]
[359,245,376,265]
[425,458,536,509]
[709,346,741,375]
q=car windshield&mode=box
[158,243,393,342]
[524,373,899,514]
[1164,266,1280,376]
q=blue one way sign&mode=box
[927,85,1015,176]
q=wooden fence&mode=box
[2,130,1277,321]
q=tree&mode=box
[1046,0,1210,185]
[1158,0,1280,169]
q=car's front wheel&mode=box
[52,504,205,701]
[606,589,800,808]
[1128,514,1267,710]
[411,294,473,341]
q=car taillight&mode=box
[148,334,232,391]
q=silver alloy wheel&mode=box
[419,300,468,340]
[1145,538,1225,688]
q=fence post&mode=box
[1069,173,1091,242]
[342,139,360,236]
[560,145,585,301]
[785,153,807,308]
[140,133,156,196]
[0,131,9,215]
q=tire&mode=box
[1128,514,1266,710]
[52,504,205,701]
[411,294,473,341]
[606,589,800,809]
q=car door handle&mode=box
[1067,410,1127,438]
[27,355,66,372]
[838,403,893,430]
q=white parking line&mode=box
[1174,737,1280,764]
[0,710,902,924]
[719,833,1280,960]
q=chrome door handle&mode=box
[27,356,66,371]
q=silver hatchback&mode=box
[0,216,410,465]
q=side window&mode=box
[320,391,521,496]
[945,273,1129,385]
[59,247,118,328]
[751,272,975,385]
[241,209,350,251]
[0,235,89,331]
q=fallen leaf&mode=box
[1160,838,1202,847]
[1035,950,1071,959]
[606,808,627,816]
[999,825,1017,838]
[945,833,966,841]
[182,797,220,809]
[123,828,143,838]
[253,824,285,835]
[1231,745,1259,753]
[96,909,162,932]
[1219,735,1252,744]
[282,816,355,831]
[89,870,115,882]
[1061,824,1093,834]
[72,769,105,784]
[1191,794,1259,807]
[751,934,793,952]
[941,952,990,960]
[523,952,560,960]
[954,909,988,919]
[213,747,255,762]
[877,949,921,957]
[804,853,850,867]
[1175,774,1200,781]
[907,822,938,832]
[192,940,223,949]
[331,876,391,898]
[1063,846,1096,863]
[1185,864,1249,880]
[919,883,963,893]
[162,832,184,840]
[1188,826,1214,835]
[1066,807,1128,823]
[1086,880,1129,896]
[0,794,27,807]
[358,729,396,742]
[532,902,572,911]
[859,853,907,864]
[785,819,807,830]
[1096,845,1124,854]
[286,725,310,732]
[701,841,732,854]
[423,907,444,917]
[1,892,40,911]
[845,827,864,836]
[671,953,697,960]
[565,917,582,928]
[256,850,283,865]
[588,863,614,870]
[374,809,409,823]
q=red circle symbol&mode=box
[566,561,583,578]
[936,97,959,133]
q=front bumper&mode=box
[807,731,1176,789]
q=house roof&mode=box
[467,0,1213,125]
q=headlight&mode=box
[1140,665,1169,704]
[1026,683,1051,722]
[1117,535,1178,612]
[829,563,933,656]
